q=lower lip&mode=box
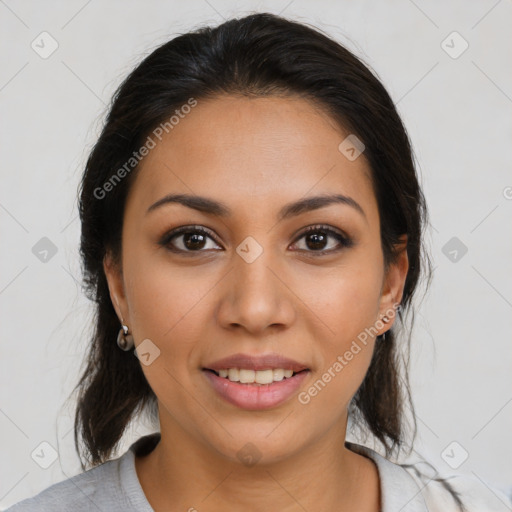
[202,370,310,410]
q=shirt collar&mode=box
[346,441,429,512]
[127,434,429,511]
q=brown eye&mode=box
[180,232,208,250]
[304,231,329,250]
[159,224,353,257]
[290,225,354,255]
[159,226,221,253]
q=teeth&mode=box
[272,369,284,382]
[240,369,256,383]
[217,368,295,384]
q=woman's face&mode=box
[105,94,408,464]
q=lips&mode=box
[203,352,310,373]
[203,367,310,410]
[202,352,311,410]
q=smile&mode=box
[202,368,310,410]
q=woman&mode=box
[7,12,510,512]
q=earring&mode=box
[379,313,389,341]
[117,324,134,351]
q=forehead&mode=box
[128,95,377,221]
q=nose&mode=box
[216,246,296,336]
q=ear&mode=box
[103,250,130,326]
[377,236,409,333]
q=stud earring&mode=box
[117,324,134,351]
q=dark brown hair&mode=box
[73,12,465,509]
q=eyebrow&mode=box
[146,193,366,221]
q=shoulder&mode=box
[6,434,160,512]
[407,467,512,512]
[6,453,127,511]
[346,441,512,512]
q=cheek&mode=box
[308,258,383,338]
[297,267,380,413]
[298,252,382,395]
[121,254,212,405]
[122,248,219,352]
[298,345,374,421]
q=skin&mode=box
[104,94,408,512]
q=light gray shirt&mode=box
[6,433,511,511]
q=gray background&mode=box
[1,0,511,509]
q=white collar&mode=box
[346,441,429,512]
[126,434,429,511]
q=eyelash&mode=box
[158,224,354,257]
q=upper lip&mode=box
[203,352,310,372]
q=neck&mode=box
[135,414,380,511]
